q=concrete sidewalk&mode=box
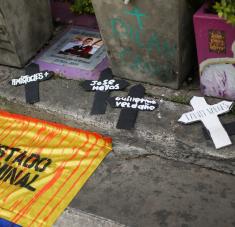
[55,208,126,227]
[0,65,234,174]
[0,65,235,227]
[72,151,235,227]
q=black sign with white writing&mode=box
[107,84,158,130]
[10,71,52,86]
[82,78,128,92]
[9,63,54,104]
[108,96,158,111]
[81,68,129,115]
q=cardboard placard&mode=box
[178,96,233,149]
[9,63,53,104]
[81,68,129,115]
[107,84,158,129]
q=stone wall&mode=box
[0,0,53,67]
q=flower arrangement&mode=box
[188,0,235,25]
[213,0,235,25]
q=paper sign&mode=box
[107,84,158,129]
[81,68,129,115]
[82,78,128,92]
[9,63,54,104]
[108,96,158,111]
[178,96,233,149]
[10,71,52,86]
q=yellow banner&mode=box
[0,111,112,227]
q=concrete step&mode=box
[0,65,235,227]
[55,208,126,227]
[0,65,234,175]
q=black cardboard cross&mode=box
[107,84,158,130]
[81,68,129,115]
[9,63,53,104]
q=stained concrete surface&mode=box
[55,208,126,227]
[70,153,235,227]
[0,0,52,67]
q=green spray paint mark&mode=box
[109,7,176,82]
[146,32,161,55]
[111,18,176,58]
[124,7,146,30]
[134,29,145,48]
[119,47,131,59]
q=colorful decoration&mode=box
[194,4,235,100]
[0,110,112,226]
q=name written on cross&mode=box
[184,102,231,122]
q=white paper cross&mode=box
[178,96,233,149]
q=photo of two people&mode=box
[58,35,103,59]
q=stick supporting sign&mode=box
[81,68,129,115]
[108,84,158,130]
[178,96,233,149]
[10,63,53,104]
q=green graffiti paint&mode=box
[109,6,176,82]
[124,7,146,30]
[145,32,161,55]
